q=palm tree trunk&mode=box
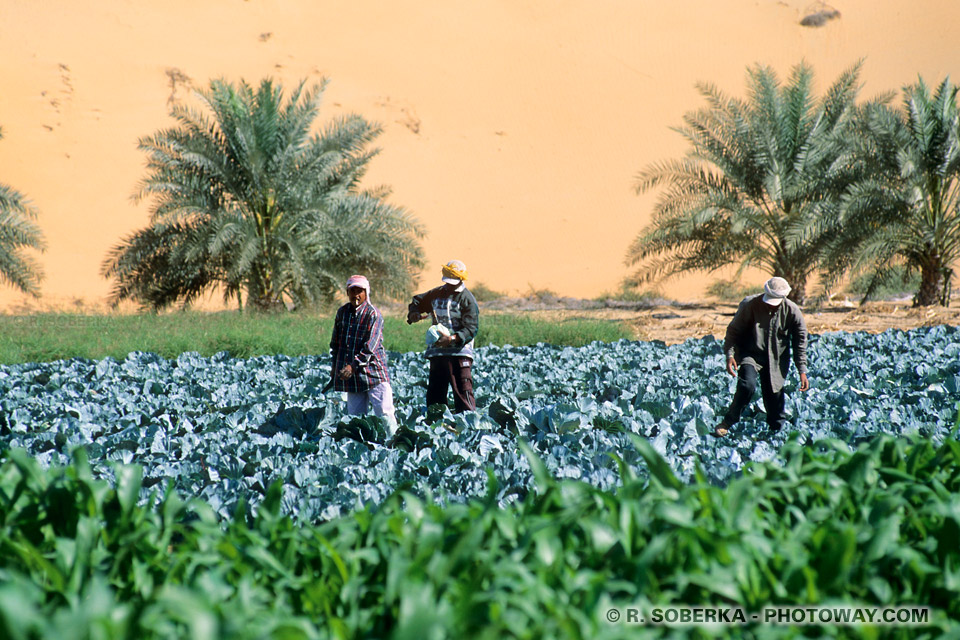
[246,239,285,312]
[247,263,285,312]
[788,280,806,306]
[915,264,944,307]
[777,270,807,306]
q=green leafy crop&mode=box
[0,435,957,638]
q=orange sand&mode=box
[2,0,959,311]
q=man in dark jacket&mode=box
[407,260,479,413]
[714,277,810,437]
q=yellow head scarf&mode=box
[441,260,468,283]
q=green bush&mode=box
[468,281,506,302]
[706,279,761,301]
[845,266,922,300]
[595,281,669,304]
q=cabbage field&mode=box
[1,326,959,521]
[1,326,959,638]
[0,326,960,521]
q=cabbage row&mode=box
[1,326,958,521]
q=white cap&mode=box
[762,277,791,306]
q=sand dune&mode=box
[2,0,959,311]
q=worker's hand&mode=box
[407,311,426,324]
[338,364,354,380]
[726,356,738,377]
[435,334,455,348]
[799,372,810,392]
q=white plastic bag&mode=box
[425,323,452,347]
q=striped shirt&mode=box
[329,300,391,393]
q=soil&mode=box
[479,297,960,345]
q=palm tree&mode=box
[0,127,46,296]
[103,77,425,311]
[827,77,960,306]
[627,61,866,305]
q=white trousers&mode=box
[346,382,398,435]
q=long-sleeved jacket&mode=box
[408,284,479,359]
[723,294,808,393]
[329,300,391,392]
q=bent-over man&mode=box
[330,275,398,435]
[714,276,810,437]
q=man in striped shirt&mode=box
[329,275,398,435]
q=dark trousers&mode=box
[427,357,476,413]
[724,363,786,431]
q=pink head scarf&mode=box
[345,275,370,300]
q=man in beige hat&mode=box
[713,276,809,437]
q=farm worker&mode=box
[406,260,479,413]
[713,277,809,437]
[329,275,398,436]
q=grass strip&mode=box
[0,311,632,364]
